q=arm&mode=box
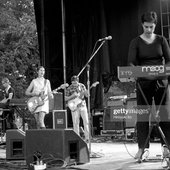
[25,80,37,97]
[0,88,14,103]
[162,36,170,65]
[0,94,13,103]
[65,93,79,102]
[65,86,79,102]
[80,84,89,98]
[47,80,53,99]
[127,38,138,66]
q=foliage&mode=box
[0,0,40,98]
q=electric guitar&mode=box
[27,83,69,113]
[67,81,99,111]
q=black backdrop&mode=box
[33,0,162,110]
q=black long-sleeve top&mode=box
[128,35,170,66]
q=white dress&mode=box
[29,78,52,114]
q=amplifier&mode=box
[107,99,124,107]
[49,92,63,111]
[101,130,124,137]
[53,110,67,129]
[103,106,125,131]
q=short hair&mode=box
[141,11,157,24]
[71,75,79,82]
[2,77,11,84]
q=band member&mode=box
[0,77,15,132]
[65,75,89,142]
[25,66,53,129]
[128,11,170,160]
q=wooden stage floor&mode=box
[0,136,169,170]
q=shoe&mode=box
[134,148,143,159]
[135,148,149,161]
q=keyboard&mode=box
[9,98,27,107]
[117,65,170,81]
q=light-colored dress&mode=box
[28,77,52,114]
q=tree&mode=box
[0,0,40,98]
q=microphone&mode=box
[98,36,112,42]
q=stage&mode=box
[0,136,168,170]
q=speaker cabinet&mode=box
[53,110,67,129]
[6,129,25,160]
[92,115,103,136]
[103,106,124,130]
[49,92,63,111]
[26,129,89,168]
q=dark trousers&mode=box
[1,110,15,133]
[136,79,170,149]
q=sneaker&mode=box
[135,148,149,161]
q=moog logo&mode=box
[141,65,164,73]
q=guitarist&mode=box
[25,66,53,129]
[65,75,89,143]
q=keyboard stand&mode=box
[136,81,170,165]
[0,109,10,145]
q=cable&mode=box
[29,152,68,169]
[90,151,104,158]
[123,126,138,159]
[123,141,137,159]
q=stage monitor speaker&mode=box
[49,92,63,111]
[53,110,67,129]
[6,129,25,160]
[25,129,89,169]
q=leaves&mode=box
[0,0,40,98]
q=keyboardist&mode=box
[127,11,170,160]
[0,77,16,133]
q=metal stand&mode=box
[86,64,91,153]
[77,40,107,155]
[0,110,8,144]
[0,108,11,145]
[136,81,170,163]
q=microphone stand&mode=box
[77,40,106,77]
[86,64,91,153]
[77,40,107,155]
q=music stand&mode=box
[136,81,170,163]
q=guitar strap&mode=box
[43,79,47,91]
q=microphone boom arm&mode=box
[77,40,106,77]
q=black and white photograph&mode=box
[0,0,170,170]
